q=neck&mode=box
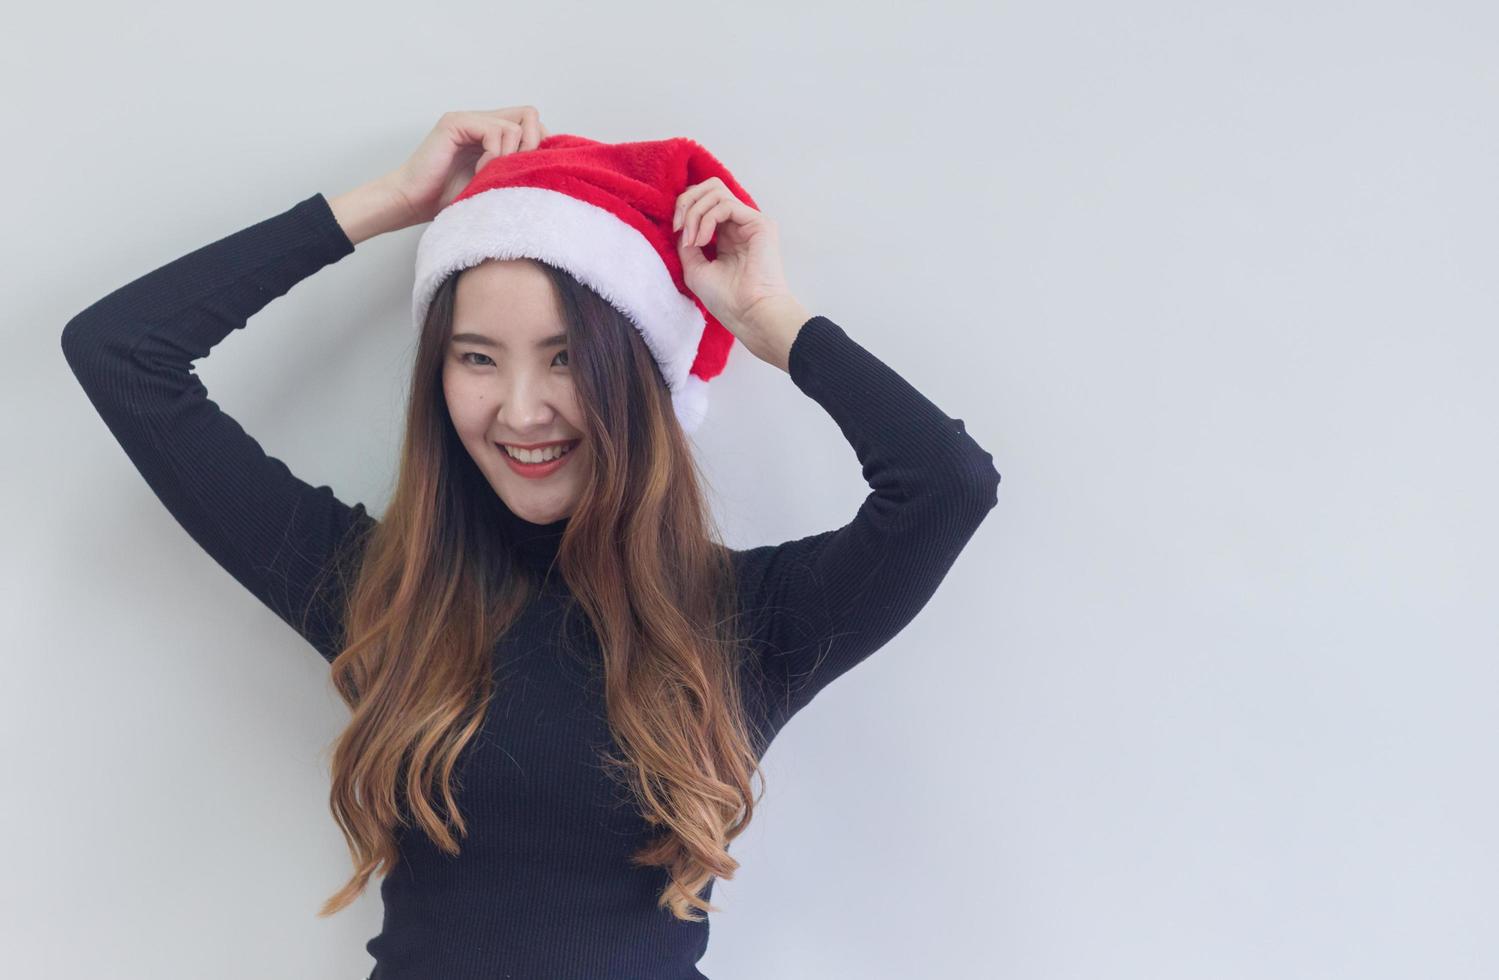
[496,502,569,573]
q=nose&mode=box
[496,372,560,432]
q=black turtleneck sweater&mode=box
[60,192,1002,979]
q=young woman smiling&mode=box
[61,105,1001,979]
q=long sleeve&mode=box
[732,315,1002,728]
[60,192,376,664]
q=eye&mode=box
[554,349,570,368]
[460,351,495,367]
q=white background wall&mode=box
[7,2,1496,978]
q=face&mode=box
[442,259,592,525]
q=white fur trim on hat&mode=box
[412,186,706,409]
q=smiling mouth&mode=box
[495,440,582,477]
[497,439,580,461]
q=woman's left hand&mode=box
[674,179,807,357]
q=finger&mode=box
[678,226,704,263]
[499,121,523,156]
[677,224,708,276]
[680,186,725,248]
[695,200,736,247]
[673,180,717,234]
[467,112,511,151]
[449,113,502,163]
[675,177,728,230]
[686,188,752,247]
[517,110,541,150]
[445,112,486,149]
[473,127,506,174]
[700,197,757,247]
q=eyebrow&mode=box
[450,331,568,350]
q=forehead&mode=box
[451,259,566,345]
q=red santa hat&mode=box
[412,133,758,434]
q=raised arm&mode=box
[60,193,377,664]
[732,314,1002,730]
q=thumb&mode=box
[678,234,707,275]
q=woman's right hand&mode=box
[383,107,551,228]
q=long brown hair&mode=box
[312,259,771,922]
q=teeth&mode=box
[502,442,575,463]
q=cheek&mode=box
[557,385,585,428]
[443,377,491,436]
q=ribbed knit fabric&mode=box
[60,192,1002,979]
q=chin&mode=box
[503,493,573,524]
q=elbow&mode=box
[62,292,118,352]
[950,453,1000,529]
[968,458,1001,518]
[946,417,1001,514]
[60,315,83,353]
[981,456,1002,497]
[925,451,1000,527]
[964,442,1001,504]
[60,316,89,372]
[61,310,102,358]
[60,312,116,387]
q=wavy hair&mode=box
[310,259,771,923]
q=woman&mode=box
[61,106,1001,980]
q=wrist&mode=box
[328,175,416,245]
[738,294,813,372]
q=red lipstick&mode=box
[497,439,581,479]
